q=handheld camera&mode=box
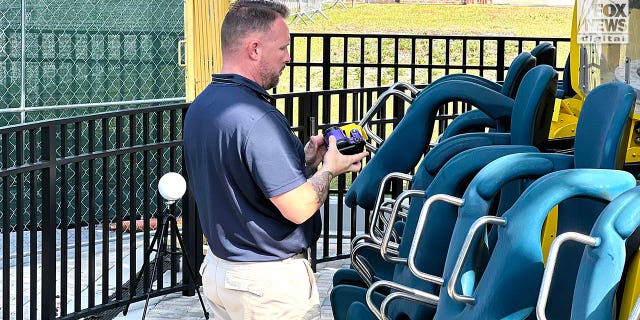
[323,123,368,155]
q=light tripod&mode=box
[123,173,209,319]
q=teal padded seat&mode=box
[339,82,637,320]
[347,170,636,320]
[333,65,557,289]
[345,56,543,211]
[530,42,556,67]
[331,145,539,320]
[434,169,636,320]
[438,42,556,140]
[536,186,640,320]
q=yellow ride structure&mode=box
[181,0,230,102]
[549,1,640,318]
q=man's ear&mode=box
[247,40,260,61]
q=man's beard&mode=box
[261,65,283,90]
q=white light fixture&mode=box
[158,172,187,203]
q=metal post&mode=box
[20,0,26,123]
[41,125,57,319]
[496,39,505,83]
[322,36,331,90]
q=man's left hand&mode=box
[304,135,327,168]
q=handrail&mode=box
[536,232,599,320]
[380,189,427,264]
[448,215,506,304]
[407,194,464,285]
[369,172,414,244]
[366,279,439,320]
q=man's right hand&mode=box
[321,136,369,176]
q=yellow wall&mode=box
[183,0,230,102]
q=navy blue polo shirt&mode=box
[183,74,321,262]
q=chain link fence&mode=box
[0,0,185,127]
[0,1,185,267]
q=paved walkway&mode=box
[118,258,350,320]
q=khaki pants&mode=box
[199,250,320,320]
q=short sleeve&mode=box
[244,111,307,198]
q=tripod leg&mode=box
[122,223,164,315]
[140,216,170,320]
[170,216,210,319]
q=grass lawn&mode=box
[288,4,573,37]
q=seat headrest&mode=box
[510,65,558,147]
[571,186,640,319]
[500,52,537,99]
[574,82,636,169]
[530,42,557,67]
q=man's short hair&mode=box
[221,0,290,52]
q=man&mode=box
[183,1,369,319]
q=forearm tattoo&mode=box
[310,171,334,204]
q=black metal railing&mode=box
[0,104,196,319]
[279,33,570,93]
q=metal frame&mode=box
[535,232,599,320]
[366,279,439,320]
[447,215,507,305]
[408,194,464,285]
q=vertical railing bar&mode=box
[479,39,485,78]
[393,37,399,83]
[2,133,10,320]
[336,93,347,255]
[169,109,178,287]
[428,38,433,84]
[343,36,348,89]
[445,38,451,75]
[156,111,165,290]
[101,118,110,304]
[115,116,123,300]
[350,92,360,242]
[462,40,468,73]
[306,36,311,91]
[74,121,82,313]
[360,36,365,88]
[128,114,137,300]
[29,129,37,318]
[376,36,382,87]
[318,92,329,259]
[41,125,57,319]
[496,39,505,82]
[411,38,416,84]
[289,35,295,92]
[20,0,26,123]
[15,130,24,318]
[88,119,96,308]
[322,36,331,90]
[59,124,68,316]
[142,112,151,292]
[285,96,294,123]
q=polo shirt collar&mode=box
[211,74,272,101]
